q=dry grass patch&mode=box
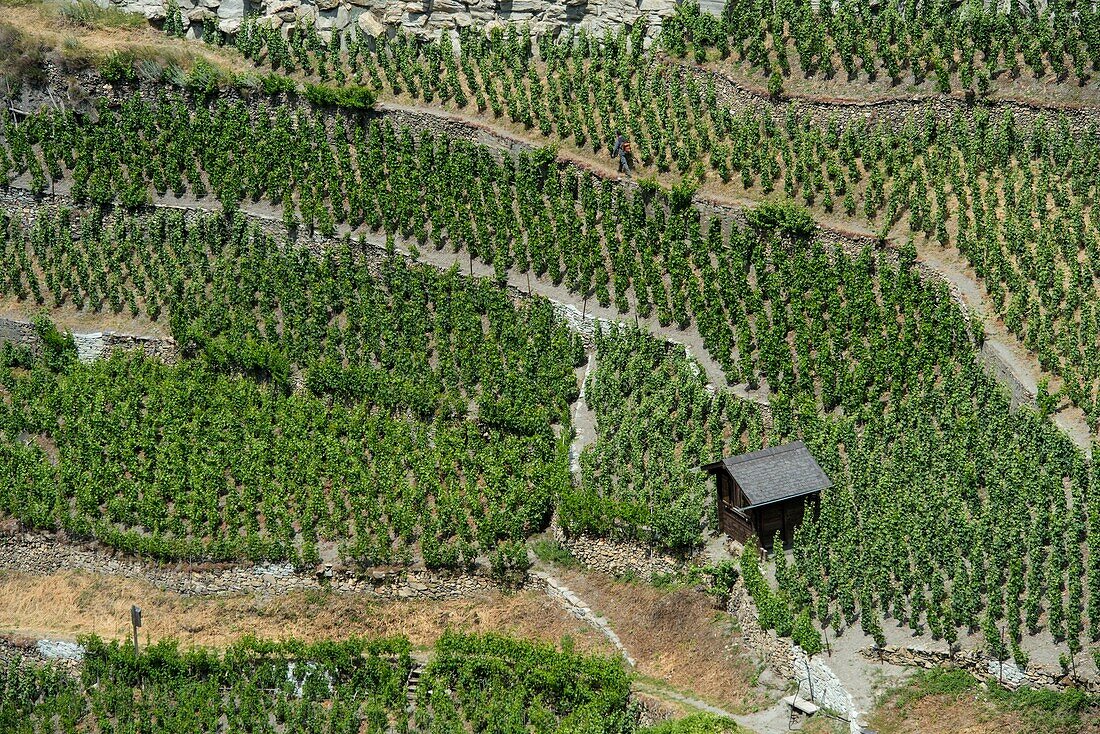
[0,569,614,653]
[556,569,769,715]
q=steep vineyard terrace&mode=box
[0,72,1097,664]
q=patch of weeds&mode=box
[987,683,1098,734]
[56,0,146,29]
[649,571,684,589]
[614,568,639,584]
[0,22,46,95]
[889,668,977,710]
[303,587,331,606]
[639,712,744,734]
[530,539,577,568]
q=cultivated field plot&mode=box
[3,0,1100,730]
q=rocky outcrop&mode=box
[0,532,528,600]
[98,0,710,44]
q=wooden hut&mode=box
[702,441,831,549]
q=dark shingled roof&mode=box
[702,441,832,509]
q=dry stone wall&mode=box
[864,644,1100,695]
[0,532,523,599]
[725,577,862,730]
[551,522,695,580]
[686,61,1100,138]
[96,0,711,44]
[0,316,179,365]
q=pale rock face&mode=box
[314,3,350,28]
[113,0,684,43]
[187,6,216,20]
[266,0,301,14]
[217,0,244,17]
[356,10,384,33]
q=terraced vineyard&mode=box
[212,21,1100,427]
[0,209,580,565]
[1,632,635,734]
[3,0,1100,724]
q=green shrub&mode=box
[531,539,577,567]
[641,712,743,734]
[745,200,817,239]
[99,51,136,83]
[490,540,532,588]
[32,315,76,373]
[260,72,297,96]
[303,82,375,111]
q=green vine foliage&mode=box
[566,325,764,550]
[0,210,581,567]
[3,632,635,734]
[197,19,1100,427]
[663,0,1100,93]
[1,75,1099,645]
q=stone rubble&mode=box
[0,532,524,600]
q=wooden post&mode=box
[805,659,815,703]
[130,605,142,657]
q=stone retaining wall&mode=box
[99,0,715,44]
[686,60,1100,139]
[0,315,179,365]
[551,522,693,580]
[0,532,520,600]
[863,644,1100,695]
[725,578,861,729]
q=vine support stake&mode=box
[131,605,142,657]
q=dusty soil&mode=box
[702,45,1100,111]
[555,569,772,715]
[0,569,614,653]
[868,693,1029,734]
[0,295,168,339]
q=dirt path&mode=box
[909,237,1094,452]
[570,352,597,479]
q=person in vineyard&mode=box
[612,131,631,175]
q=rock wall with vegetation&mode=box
[0,316,178,364]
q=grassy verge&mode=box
[871,668,1099,734]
